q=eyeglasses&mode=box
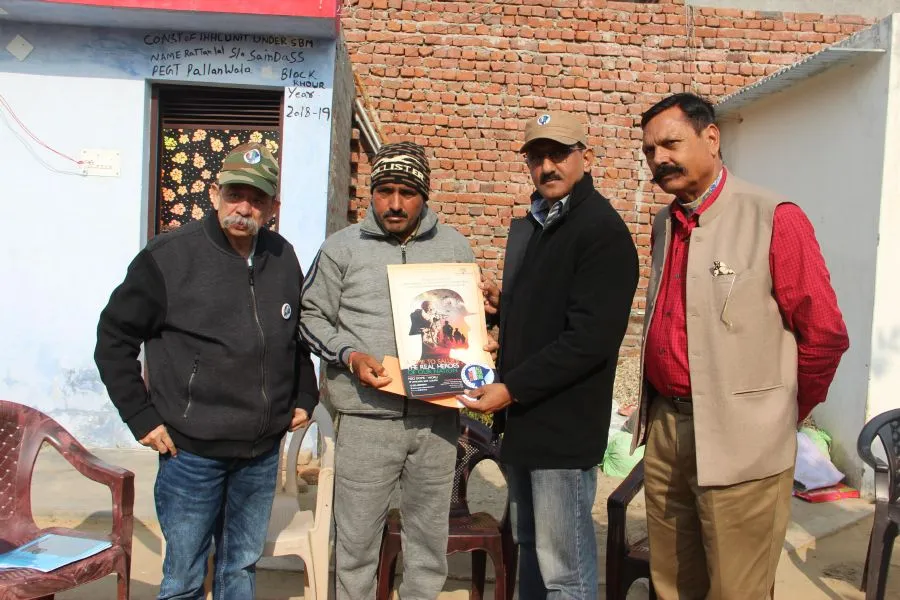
[523,145,583,167]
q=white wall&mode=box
[868,14,900,422]
[0,73,149,446]
[719,22,894,486]
[0,21,336,446]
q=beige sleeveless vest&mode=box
[632,175,798,486]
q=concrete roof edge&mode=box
[716,14,893,120]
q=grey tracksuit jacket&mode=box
[298,205,476,416]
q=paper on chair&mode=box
[0,534,111,572]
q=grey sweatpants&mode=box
[334,411,458,600]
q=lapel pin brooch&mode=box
[712,261,737,330]
[712,260,735,277]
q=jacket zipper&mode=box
[184,357,199,418]
[248,261,271,438]
[398,218,421,265]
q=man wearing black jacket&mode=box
[462,112,639,599]
[95,143,318,600]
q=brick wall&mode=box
[341,0,871,353]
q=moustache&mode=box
[652,164,685,184]
[540,173,562,184]
[222,214,260,235]
[382,209,409,220]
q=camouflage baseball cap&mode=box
[217,143,279,197]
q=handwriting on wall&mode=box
[144,32,327,88]
[285,86,331,122]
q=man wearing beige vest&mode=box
[633,93,850,599]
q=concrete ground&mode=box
[26,448,900,599]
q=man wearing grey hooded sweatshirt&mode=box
[300,142,478,600]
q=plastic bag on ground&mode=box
[799,426,831,458]
[609,401,629,438]
[602,430,645,478]
[794,431,844,491]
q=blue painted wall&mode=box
[0,21,336,446]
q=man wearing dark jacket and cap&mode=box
[464,112,639,599]
[95,142,318,600]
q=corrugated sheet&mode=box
[716,20,889,119]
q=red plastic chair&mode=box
[376,416,516,600]
[0,400,134,600]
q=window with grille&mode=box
[150,85,284,235]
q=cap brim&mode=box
[520,132,581,152]
[217,173,277,197]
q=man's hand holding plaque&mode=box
[349,351,394,389]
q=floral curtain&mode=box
[157,128,281,233]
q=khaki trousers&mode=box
[644,398,794,600]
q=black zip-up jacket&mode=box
[95,214,318,459]
[497,173,639,468]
